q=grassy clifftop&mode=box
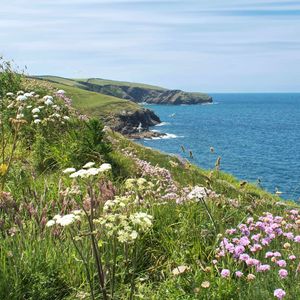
[1,70,299,300]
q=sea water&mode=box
[139,93,300,200]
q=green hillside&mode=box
[35,75,165,91]
[1,65,299,300]
[45,80,140,117]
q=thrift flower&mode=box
[278,269,288,279]
[274,289,286,299]
[220,269,230,278]
[235,271,243,277]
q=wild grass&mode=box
[1,62,300,300]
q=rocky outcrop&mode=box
[78,81,212,105]
[102,108,161,135]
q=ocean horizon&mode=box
[140,93,300,201]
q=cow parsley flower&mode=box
[83,162,95,169]
[16,95,27,101]
[32,108,40,114]
[63,167,76,174]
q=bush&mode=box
[0,57,23,97]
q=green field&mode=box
[34,77,142,117]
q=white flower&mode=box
[63,116,70,120]
[16,95,27,101]
[46,220,56,227]
[57,89,66,94]
[188,186,208,200]
[99,163,111,172]
[63,167,76,174]
[83,162,95,169]
[56,214,78,226]
[53,214,62,221]
[24,92,32,98]
[34,119,41,124]
[130,212,153,230]
[172,266,190,276]
[72,209,84,216]
[38,106,44,109]
[6,92,14,97]
[16,113,24,119]
[86,168,101,176]
[70,169,88,178]
[32,108,40,114]
[130,230,138,240]
[26,105,33,109]
[43,95,53,101]
[43,95,54,105]
[33,114,39,118]
[17,91,24,95]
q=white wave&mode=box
[155,122,170,127]
[145,133,184,140]
[161,133,183,139]
[151,129,160,133]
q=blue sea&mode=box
[139,93,300,201]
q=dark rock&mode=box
[102,108,161,135]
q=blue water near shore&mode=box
[139,93,300,200]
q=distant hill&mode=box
[34,76,212,105]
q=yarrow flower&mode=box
[63,167,76,174]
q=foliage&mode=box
[0,70,299,300]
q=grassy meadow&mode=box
[1,60,300,300]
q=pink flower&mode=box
[235,271,243,277]
[278,269,288,279]
[256,264,271,272]
[273,252,282,258]
[250,244,262,252]
[265,251,274,258]
[239,253,250,261]
[277,260,286,268]
[234,245,245,256]
[283,232,294,240]
[274,288,286,299]
[251,234,261,242]
[246,258,260,266]
[226,228,237,235]
[288,255,296,260]
[294,235,300,243]
[221,269,230,278]
[239,236,250,246]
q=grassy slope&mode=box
[36,75,165,91]
[35,77,142,117]
[2,79,299,299]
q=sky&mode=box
[1,0,300,92]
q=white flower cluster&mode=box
[187,186,219,201]
[63,162,112,179]
[4,90,73,126]
[125,178,154,191]
[46,210,83,227]
[95,196,153,244]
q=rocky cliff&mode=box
[78,81,212,105]
[103,107,161,135]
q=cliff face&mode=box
[78,81,212,105]
[103,108,161,135]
